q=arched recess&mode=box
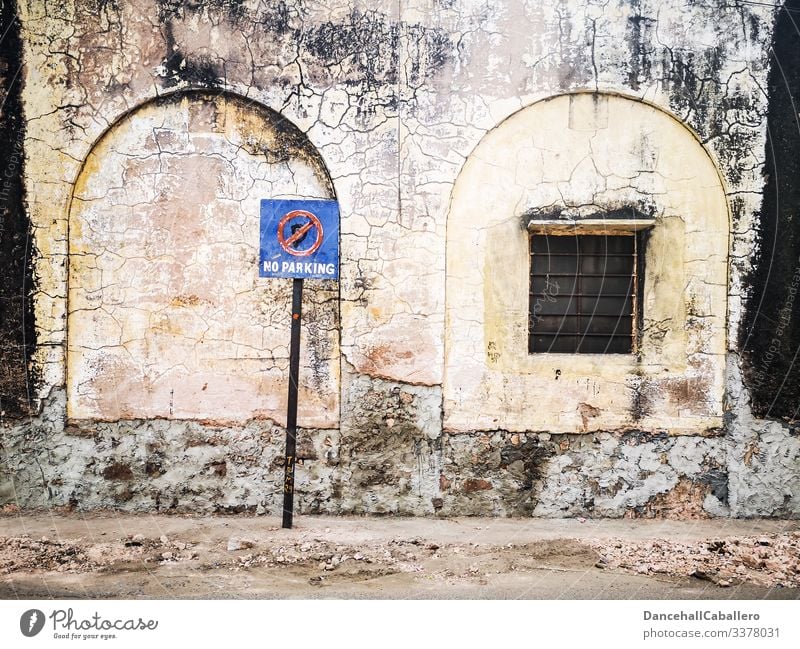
[67,90,339,426]
[443,92,730,435]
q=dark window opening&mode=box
[529,234,638,354]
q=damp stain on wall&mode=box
[0,0,36,417]
[742,0,800,421]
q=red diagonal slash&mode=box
[285,219,314,248]
[277,210,324,257]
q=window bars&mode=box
[529,234,638,354]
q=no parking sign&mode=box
[258,197,340,529]
[259,199,339,279]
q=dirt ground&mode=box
[1,511,798,599]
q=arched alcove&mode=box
[443,92,730,435]
[67,90,339,426]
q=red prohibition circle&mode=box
[277,210,324,257]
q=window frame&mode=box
[526,219,654,356]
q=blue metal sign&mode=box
[259,199,339,280]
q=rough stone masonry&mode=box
[0,0,798,518]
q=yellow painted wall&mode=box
[444,93,729,434]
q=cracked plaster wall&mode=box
[444,92,729,435]
[67,91,339,426]
[0,0,798,517]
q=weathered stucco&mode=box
[67,91,339,426]
[0,0,798,518]
[444,92,728,435]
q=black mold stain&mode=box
[157,0,247,23]
[698,468,728,506]
[156,2,452,97]
[0,0,36,418]
[661,44,725,133]
[255,0,294,36]
[625,0,655,91]
[741,0,800,421]
[83,0,121,13]
[551,6,594,88]
[710,88,762,187]
[159,21,181,86]
[747,11,762,43]
[303,9,399,92]
[729,195,747,233]
[658,5,766,188]
[620,429,669,445]
[522,204,657,230]
[499,439,553,491]
[403,23,452,87]
[629,375,651,423]
[159,21,222,88]
[179,55,220,87]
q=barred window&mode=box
[528,234,639,354]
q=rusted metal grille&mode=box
[529,234,636,354]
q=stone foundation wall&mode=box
[3,356,798,517]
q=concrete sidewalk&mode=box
[2,512,799,544]
[1,512,798,599]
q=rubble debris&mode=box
[1,529,798,591]
[226,537,255,552]
[591,532,800,588]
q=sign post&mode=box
[260,199,339,529]
[283,277,302,530]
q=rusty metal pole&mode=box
[282,277,303,529]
